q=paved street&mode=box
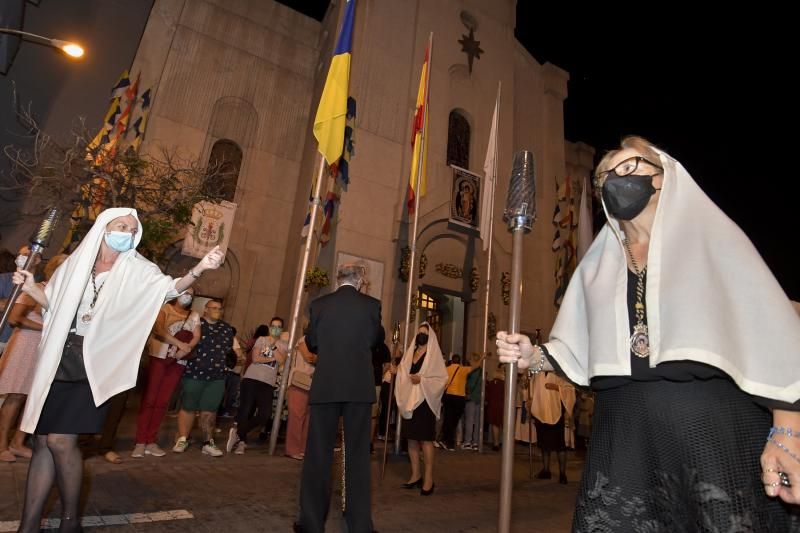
[0,403,584,532]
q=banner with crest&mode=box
[182,200,237,259]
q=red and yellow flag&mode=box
[407,43,430,215]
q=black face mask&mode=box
[602,172,660,221]
[415,333,429,346]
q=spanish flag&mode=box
[407,42,431,215]
[313,0,356,165]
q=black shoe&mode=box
[559,473,568,484]
[420,482,435,496]
[535,469,552,480]
[401,478,422,489]
[491,444,500,451]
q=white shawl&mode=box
[545,150,800,403]
[394,322,448,419]
[21,208,178,433]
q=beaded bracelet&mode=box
[770,427,800,439]
[527,346,547,376]
[767,434,800,466]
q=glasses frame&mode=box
[597,156,664,183]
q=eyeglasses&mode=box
[597,156,663,182]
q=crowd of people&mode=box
[1,134,798,532]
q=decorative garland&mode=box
[501,272,511,305]
[487,311,496,338]
[470,267,479,292]
[398,247,427,282]
[435,263,463,279]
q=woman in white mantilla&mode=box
[12,208,224,533]
[394,322,448,495]
[497,137,799,531]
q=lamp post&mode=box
[0,28,84,58]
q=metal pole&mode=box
[499,228,524,533]
[0,246,43,332]
[0,207,59,332]
[381,324,400,479]
[478,82,500,454]
[268,155,326,455]
[397,32,433,457]
[0,28,83,56]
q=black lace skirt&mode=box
[573,378,799,533]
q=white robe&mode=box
[394,322,448,419]
[545,150,800,403]
[21,208,180,433]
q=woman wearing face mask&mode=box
[226,316,289,455]
[131,287,201,459]
[11,208,224,533]
[0,251,66,462]
[394,323,448,495]
[496,136,800,530]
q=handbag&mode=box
[54,333,87,382]
[165,314,196,365]
[291,370,313,391]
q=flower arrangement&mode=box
[304,266,330,290]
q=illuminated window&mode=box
[418,290,439,310]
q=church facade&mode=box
[129,0,594,356]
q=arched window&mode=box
[206,139,242,202]
[446,110,470,169]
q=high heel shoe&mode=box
[401,478,422,489]
[420,483,435,496]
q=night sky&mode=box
[283,0,797,300]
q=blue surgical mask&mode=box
[104,231,135,252]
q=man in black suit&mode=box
[295,263,381,533]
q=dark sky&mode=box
[513,3,797,300]
[285,0,797,300]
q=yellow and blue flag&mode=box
[313,0,356,165]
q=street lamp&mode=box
[0,28,84,58]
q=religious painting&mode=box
[449,165,481,230]
[182,200,237,260]
[336,252,385,301]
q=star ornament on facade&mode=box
[459,28,484,74]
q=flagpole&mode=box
[269,154,326,455]
[478,81,500,454]
[397,32,433,456]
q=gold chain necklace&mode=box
[623,238,650,358]
[80,265,105,324]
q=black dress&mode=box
[571,269,799,532]
[36,333,110,435]
[401,352,437,442]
